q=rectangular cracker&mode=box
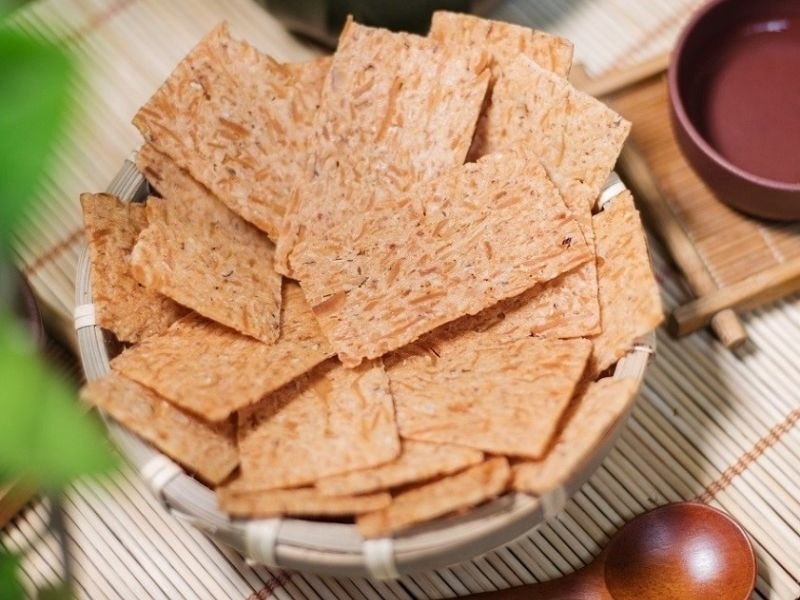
[316,440,483,497]
[80,372,238,485]
[300,151,592,367]
[356,457,510,538]
[216,483,391,519]
[428,11,573,79]
[111,280,333,422]
[79,193,188,343]
[391,332,592,459]
[131,145,282,344]
[512,377,639,495]
[275,19,490,276]
[236,359,400,491]
[132,23,329,240]
[589,190,664,376]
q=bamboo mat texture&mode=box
[4,0,800,598]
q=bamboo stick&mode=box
[618,143,748,348]
[671,257,800,337]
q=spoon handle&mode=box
[459,559,611,600]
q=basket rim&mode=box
[74,157,655,579]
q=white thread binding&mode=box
[139,454,182,506]
[598,179,627,210]
[73,303,97,331]
[244,519,281,567]
[363,538,399,580]
[540,486,567,521]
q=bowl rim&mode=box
[74,157,655,578]
[667,0,800,193]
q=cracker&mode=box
[131,145,282,344]
[316,440,484,497]
[511,377,639,495]
[356,457,510,538]
[111,281,333,422]
[275,19,490,276]
[429,11,573,78]
[236,359,400,491]
[472,56,630,204]
[80,372,238,485]
[79,193,188,343]
[132,23,328,240]
[391,332,592,459]
[301,151,593,367]
[589,191,664,376]
[216,483,391,519]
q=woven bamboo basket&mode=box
[75,158,655,579]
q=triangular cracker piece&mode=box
[80,372,238,485]
[391,331,592,459]
[132,23,329,239]
[356,457,510,538]
[216,483,391,519]
[316,440,483,497]
[236,358,400,491]
[275,19,491,276]
[79,193,188,343]
[111,281,333,422]
[131,145,282,344]
[300,151,592,367]
[428,12,574,78]
[589,191,663,376]
[512,377,639,495]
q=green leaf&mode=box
[37,583,73,600]
[0,27,74,245]
[0,311,117,489]
[0,550,25,600]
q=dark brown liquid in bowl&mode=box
[688,17,800,185]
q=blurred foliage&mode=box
[1,4,118,597]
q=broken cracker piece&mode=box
[132,144,282,344]
[79,192,188,343]
[356,457,510,538]
[80,372,238,485]
[236,358,400,491]
[111,281,333,422]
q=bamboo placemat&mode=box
[610,76,800,344]
[4,0,800,598]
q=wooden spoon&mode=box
[463,502,756,600]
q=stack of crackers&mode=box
[79,12,663,539]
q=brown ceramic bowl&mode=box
[668,0,800,220]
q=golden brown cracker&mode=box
[356,457,510,538]
[275,20,490,275]
[79,192,188,343]
[132,23,328,239]
[216,483,391,518]
[589,191,663,376]
[428,11,573,79]
[391,332,592,459]
[316,440,483,497]
[111,281,333,422]
[131,145,282,344]
[80,372,238,485]
[301,151,592,367]
[512,377,639,495]
[236,358,400,491]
